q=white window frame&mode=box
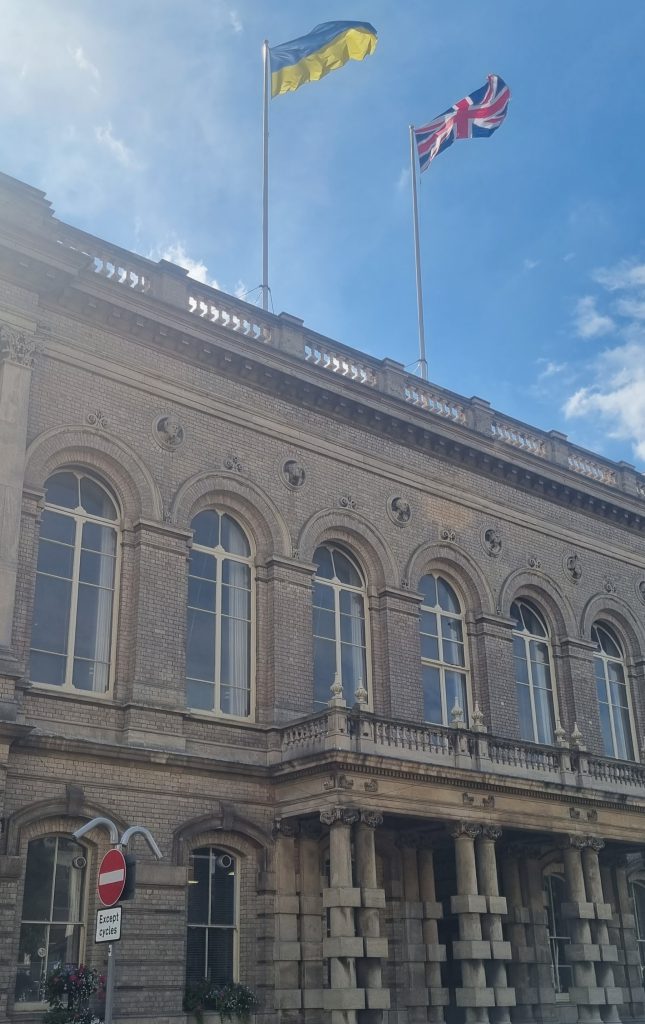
[543,867,572,998]
[512,599,559,744]
[30,470,121,698]
[186,846,240,986]
[186,510,255,722]
[312,544,371,710]
[419,573,471,726]
[592,622,638,762]
[630,877,645,984]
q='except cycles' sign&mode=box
[95,906,122,943]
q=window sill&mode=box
[183,707,257,727]
[25,682,116,705]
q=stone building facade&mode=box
[1,170,645,1024]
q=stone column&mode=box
[299,820,325,1019]
[476,828,514,1022]
[355,811,389,1024]
[581,840,622,1023]
[521,846,556,1024]
[500,849,533,1024]
[321,808,363,1024]
[0,325,35,674]
[396,834,429,1023]
[562,837,603,1023]
[418,840,448,1023]
[599,861,627,1003]
[451,823,494,1024]
[272,819,302,1014]
[613,858,645,1017]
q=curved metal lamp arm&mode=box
[72,816,120,844]
[120,825,163,860]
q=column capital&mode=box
[272,818,300,838]
[0,323,37,367]
[481,825,502,842]
[587,837,606,853]
[561,834,590,850]
[320,807,360,827]
[451,821,482,841]
[359,810,383,829]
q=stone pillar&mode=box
[273,819,302,1014]
[476,828,514,1022]
[299,820,324,1020]
[562,837,603,1023]
[321,808,363,1024]
[0,853,22,1022]
[0,325,35,674]
[613,858,645,1016]
[581,840,621,1024]
[500,849,533,1024]
[521,846,557,1024]
[378,590,424,720]
[451,823,494,1024]
[355,811,389,1024]
[418,841,448,1023]
[396,835,429,1023]
[599,862,627,1004]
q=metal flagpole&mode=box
[261,40,270,311]
[409,124,428,380]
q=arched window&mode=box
[592,622,634,760]
[186,847,238,988]
[186,510,252,717]
[419,574,469,725]
[630,879,645,982]
[15,836,87,1004]
[30,470,119,694]
[544,872,572,994]
[312,545,368,709]
[511,599,556,744]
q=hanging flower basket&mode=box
[183,981,258,1024]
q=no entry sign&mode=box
[98,849,126,907]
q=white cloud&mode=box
[616,297,645,321]
[574,296,615,339]
[234,280,247,299]
[594,261,645,291]
[229,10,243,33]
[94,122,139,169]
[523,258,540,271]
[71,46,100,82]
[396,167,410,192]
[154,243,221,291]
[562,252,575,262]
[538,360,567,379]
[564,343,645,461]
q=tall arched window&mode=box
[511,599,556,744]
[313,545,368,709]
[186,510,252,717]
[30,470,119,694]
[15,836,87,1004]
[186,847,238,988]
[419,574,469,725]
[592,622,634,760]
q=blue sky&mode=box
[3,0,645,468]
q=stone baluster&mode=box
[520,846,555,1023]
[355,811,389,1024]
[272,819,302,1014]
[299,820,325,1016]
[396,834,429,1023]
[581,840,622,1023]
[613,858,645,1016]
[451,823,493,1024]
[561,836,603,1023]
[418,839,448,1023]
[476,828,515,1022]
[500,850,533,1024]
[321,808,363,1024]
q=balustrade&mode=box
[404,381,467,423]
[490,420,546,456]
[568,451,618,486]
[303,341,378,386]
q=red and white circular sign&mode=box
[97,848,126,907]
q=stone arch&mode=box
[171,809,270,864]
[170,471,290,563]
[297,508,397,593]
[405,542,495,616]
[4,797,128,856]
[498,567,577,640]
[580,593,645,664]
[24,425,162,524]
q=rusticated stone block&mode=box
[323,936,364,958]
[595,902,613,920]
[300,941,323,960]
[299,894,322,915]
[273,989,302,1009]
[529,908,548,924]
[363,936,388,958]
[536,986,558,1004]
[425,943,447,962]
[366,988,391,1009]
[422,900,443,919]
[508,906,530,924]
[515,987,538,1004]
[453,939,491,960]
[455,986,496,1008]
[450,894,488,915]
[514,945,537,963]
[361,886,386,908]
[604,986,623,1005]
[568,986,606,1004]
[600,943,618,962]
[272,941,301,960]
[494,987,516,1007]
[564,943,600,962]
[401,900,423,918]
[323,988,366,1010]
[322,886,362,908]
[621,912,636,929]
[302,989,324,1008]
[275,895,300,915]
[398,942,426,962]
[487,895,507,915]
[562,900,596,920]
[429,987,451,1007]
[490,940,512,960]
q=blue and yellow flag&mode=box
[269,21,378,98]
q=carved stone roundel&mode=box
[280,458,306,490]
[482,526,502,557]
[564,553,582,583]
[387,495,412,526]
[154,414,185,451]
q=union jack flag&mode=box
[414,74,511,173]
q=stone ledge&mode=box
[365,988,390,1009]
[494,987,516,1007]
[595,902,613,921]
[490,940,513,960]
[322,886,362,908]
[487,895,507,915]
[322,936,364,959]
[323,988,365,1010]
[273,989,302,1010]
[452,939,491,960]
[564,943,600,962]
[600,944,619,963]
[361,887,386,909]
[562,900,596,920]
[455,987,496,1008]
[568,986,606,1005]
[426,943,447,962]
[450,894,488,915]
[363,937,388,958]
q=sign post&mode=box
[72,817,162,1024]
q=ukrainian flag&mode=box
[269,21,378,98]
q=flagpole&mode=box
[262,40,270,311]
[409,124,428,381]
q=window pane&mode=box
[534,686,554,744]
[598,701,614,756]
[187,679,215,711]
[332,549,362,587]
[221,515,250,556]
[441,616,463,643]
[52,839,84,922]
[517,683,534,741]
[437,577,460,614]
[79,550,116,588]
[22,838,56,920]
[607,660,626,687]
[446,671,467,723]
[188,854,210,924]
[37,539,74,579]
[80,476,117,519]
[186,927,207,985]
[341,642,366,704]
[46,472,79,510]
[514,650,529,685]
[596,676,608,703]
[192,510,220,549]
[74,583,113,662]
[190,550,217,581]
[15,924,48,1003]
[422,665,442,723]
[221,616,250,689]
[186,608,216,682]
[522,603,547,637]
[220,686,250,718]
[222,560,250,589]
[32,575,72,655]
[313,580,334,610]
[313,607,335,640]
[313,546,334,580]
[339,589,364,618]
[340,610,366,647]
[207,928,235,987]
[30,651,66,686]
[81,522,117,556]
[442,639,465,668]
[419,574,437,608]
[613,705,634,760]
[313,637,335,704]
[420,633,440,662]
[72,658,109,693]
[510,601,523,630]
[211,855,236,925]
[40,509,76,545]
[189,576,216,612]
[420,610,438,638]
[48,923,82,970]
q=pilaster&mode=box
[451,822,494,1024]
[418,840,448,1023]
[355,811,389,1024]
[321,808,363,1024]
[581,841,621,1024]
[272,819,302,1013]
[562,836,603,1023]
[476,827,514,1022]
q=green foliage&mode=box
[43,963,104,1024]
[183,980,258,1023]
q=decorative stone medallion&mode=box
[87,409,108,429]
[603,577,617,595]
[482,526,502,557]
[564,552,582,583]
[440,527,456,542]
[637,579,645,605]
[387,495,412,526]
[339,495,357,510]
[153,414,185,451]
[224,454,244,473]
[280,458,306,490]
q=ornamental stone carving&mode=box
[224,454,244,472]
[451,822,482,840]
[320,807,360,827]
[339,494,357,510]
[483,527,502,557]
[482,826,502,842]
[0,324,36,366]
[564,552,582,582]
[272,818,300,838]
[154,414,185,451]
[441,527,457,542]
[280,458,306,489]
[387,495,412,526]
[604,577,617,594]
[360,810,383,829]
[637,580,645,605]
[87,409,108,429]
[528,555,542,569]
